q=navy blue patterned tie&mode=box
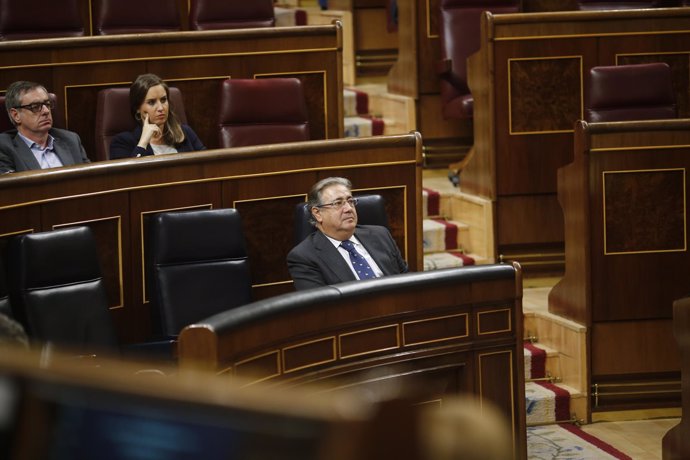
[340,240,377,280]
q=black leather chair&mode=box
[586,62,677,122]
[0,255,11,319]
[6,226,118,353]
[148,208,252,338]
[293,194,389,246]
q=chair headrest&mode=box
[9,227,101,289]
[586,63,677,122]
[189,0,275,30]
[150,208,247,264]
[92,0,182,35]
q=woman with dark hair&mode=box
[109,74,205,159]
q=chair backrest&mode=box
[577,0,680,10]
[0,254,11,319]
[0,0,85,40]
[0,93,64,133]
[149,208,252,337]
[218,78,310,148]
[293,194,389,246]
[437,0,520,120]
[95,86,188,161]
[91,0,182,35]
[586,62,677,123]
[6,226,117,352]
[189,0,275,30]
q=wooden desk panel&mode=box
[465,8,690,256]
[549,119,690,412]
[0,25,343,160]
[0,133,423,344]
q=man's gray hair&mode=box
[306,177,352,225]
[4,81,48,127]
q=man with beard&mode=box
[288,176,408,290]
[0,81,89,174]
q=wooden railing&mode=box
[0,133,423,344]
[0,23,344,160]
[179,263,527,459]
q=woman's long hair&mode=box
[129,73,185,146]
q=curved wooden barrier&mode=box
[179,263,526,459]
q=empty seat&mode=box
[6,226,118,353]
[218,78,310,148]
[293,194,389,246]
[148,208,252,338]
[91,0,182,35]
[0,0,85,40]
[437,0,520,120]
[95,86,188,161]
[189,0,275,30]
[586,62,677,122]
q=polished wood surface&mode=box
[549,119,690,412]
[663,296,690,459]
[0,133,423,344]
[465,7,690,256]
[179,263,526,459]
[0,24,343,160]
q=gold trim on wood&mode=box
[139,204,213,303]
[338,324,400,359]
[602,168,687,255]
[478,350,516,452]
[507,55,583,136]
[494,29,690,42]
[615,50,690,62]
[402,313,469,346]
[234,350,282,384]
[591,145,690,153]
[53,215,124,310]
[0,229,34,238]
[426,0,437,39]
[282,336,336,374]
[476,308,512,336]
[0,47,340,71]
[0,159,418,213]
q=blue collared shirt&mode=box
[17,132,63,169]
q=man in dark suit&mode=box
[0,81,89,174]
[288,177,408,290]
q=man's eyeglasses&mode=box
[315,197,358,210]
[15,100,54,114]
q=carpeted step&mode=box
[274,7,308,26]
[423,218,469,253]
[343,88,370,117]
[527,424,633,459]
[423,251,475,271]
[525,381,572,425]
[343,116,385,137]
[524,341,547,380]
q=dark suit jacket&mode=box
[109,124,205,159]
[287,225,408,291]
[0,128,90,174]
